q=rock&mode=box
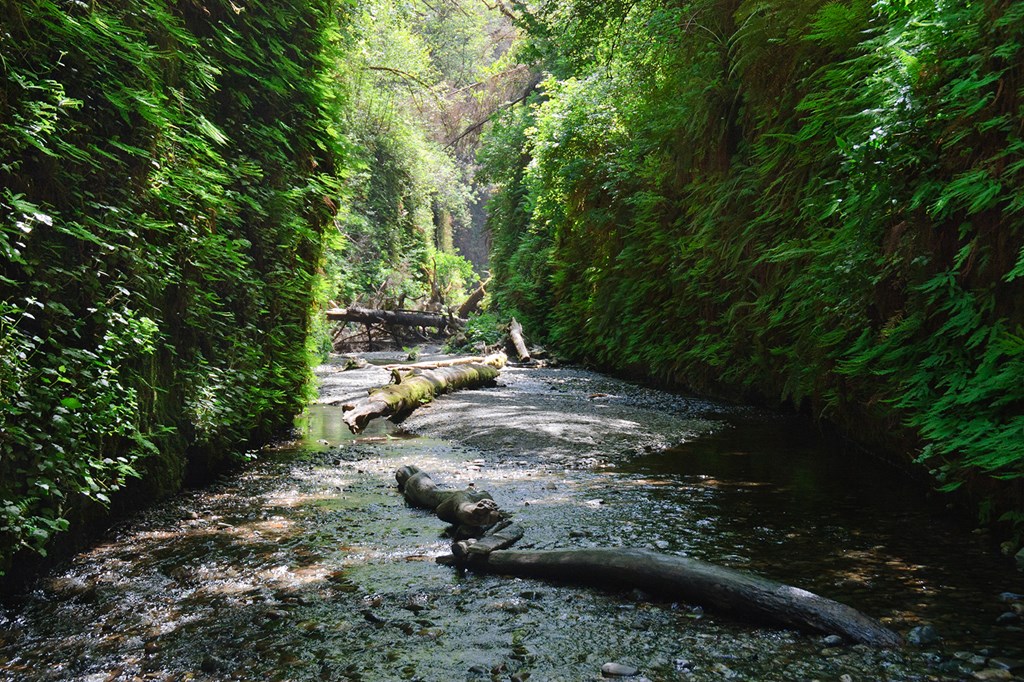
[45,576,98,603]
[601,662,639,677]
[990,658,1024,672]
[973,669,1013,681]
[1015,547,1024,571]
[995,612,1020,626]
[839,675,854,682]
[907,625,941,646]
[823,635,845,648]
[200,654,228,673]
[342,356,368,370]
[673,658,692,672]
[510,672,531,682]
[998,592,1024,602]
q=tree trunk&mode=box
[342,362,500,433]
[457,278,490,319]
[396,465,502,529]
[384,351,507,372]
[326,306,465,331]
[508,317,530,362]
[473,548,901,647]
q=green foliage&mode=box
[445,311,504,352]
[0,0,349,572]
[321,0,483,312]
[482,0,1024,521]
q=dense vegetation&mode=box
[0,0,348,577]
[0,0,515,580]
[480,0,1024,528]
[323,0,518,316]
[3,0,1020,579]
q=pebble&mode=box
[673,658,692,672]
[973,669,1013,681]
[823,635,845,648]
[907,625,941,646]
[998,592,1024,602]
[601,662,639,677]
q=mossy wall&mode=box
[0,0,347,581]
[481,0,1024,528]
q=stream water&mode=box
[1,352,1022,682]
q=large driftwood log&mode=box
[508,317,530,362]
[326,306,465,331]
[396,465,502,529]
[394,465,902,648]
[342,362,500,433]
[473,548,901,647]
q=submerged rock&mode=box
[907,625,941,646]
[995,612,1020,626]
[990,658,1024,672]
[601,662,639,677]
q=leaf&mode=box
[60,397,83,410]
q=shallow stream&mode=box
[2,353,1022,681]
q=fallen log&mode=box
[457,277,490,319]
[384,351,507,372]
[342,362,499,433]
[508,317,530,362]
[394,465,902,648]
[396,465,502,529]
[326,306,465,330]
[472,548,902,647]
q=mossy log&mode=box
[342,362,500,433]
[473,548,902,647]
[396,465,502,528]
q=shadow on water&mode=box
[1,362,1023,681]
[613,413,1024,651]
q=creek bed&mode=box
[1,353,1023,681]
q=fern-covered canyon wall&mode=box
[480,0,1024,528]
[0,0,346,580]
